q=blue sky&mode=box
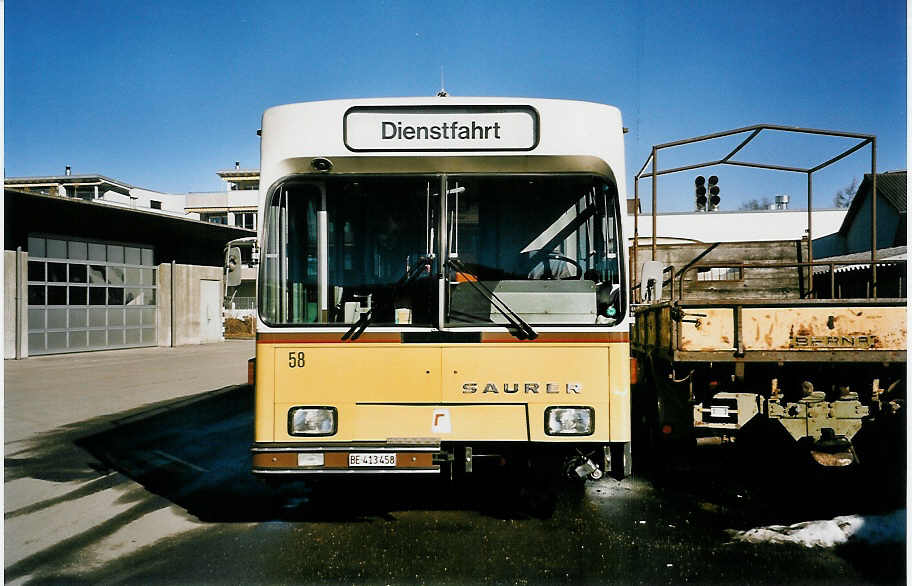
[5,0,906,211]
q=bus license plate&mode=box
[349,453,396,467]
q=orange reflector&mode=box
[661,424,673,435]
[247,357,256,386]
[252,452,297,468]
[630,357,639,385]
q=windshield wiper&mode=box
[447,258,538,340]
[341,308,373,341]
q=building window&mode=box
[74,186,96,201]
[696,266,743,281]
[150,200,162,210]
[230,180,260,191]
[234,212,256,230]
[202,212,228,225]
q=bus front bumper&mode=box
[251,441,614,477]
[252,442,442,475]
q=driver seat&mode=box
[527,258,578,279]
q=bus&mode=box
[250,97,632,486]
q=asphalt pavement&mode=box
[3,340,906,585]
[4,340,255,583]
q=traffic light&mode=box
[695,176,707,211]
[708,175,720,211]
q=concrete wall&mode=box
[185,190,258,210]
[157,263,224,346]
[4,250,28,359]
[129,188,188,215]
[97,189,200,220]
[158,262,174,347]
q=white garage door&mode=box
[27,235,159,355]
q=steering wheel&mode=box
[523,251,582,280]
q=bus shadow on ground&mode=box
[69,385,573,523]
[67,384,280,522]
[44,382,905,526]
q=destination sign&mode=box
[344,106,539,152]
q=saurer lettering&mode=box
[462,382,582,394]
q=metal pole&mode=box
[654,123,873,150]
[871,140,877,298]
[438,175,448,328]
[317,188,328,321]
[651,147,657,261]
[317,210,328,321]
[633,176,639,297]
[15,246,22,359]
[171,260,176,347]
[807,172,813,297]
[425,182,431,256]
[807,172,813,264]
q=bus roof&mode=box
[259,97,626,195]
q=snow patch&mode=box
[728,510,905,548]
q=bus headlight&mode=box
[288,407,337,436]
[545,407,595,436]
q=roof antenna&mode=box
[437,66,448,97]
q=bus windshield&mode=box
[445,175,623,327]
[260,177,440,327]
[259,174,624,327]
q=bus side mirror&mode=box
[226,246,243,287]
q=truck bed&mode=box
[632,298,907,364]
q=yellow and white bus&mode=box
[250,97,632,484]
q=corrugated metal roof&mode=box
[812,245,906,274]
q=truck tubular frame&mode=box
[632,124,878,298]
